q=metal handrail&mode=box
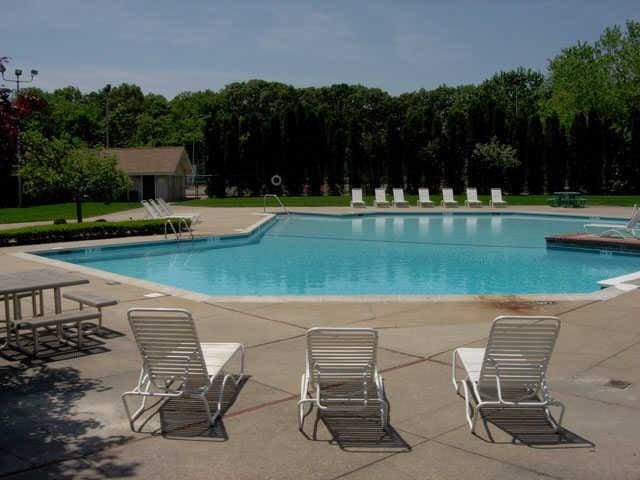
[164,218,194,240]
[263,194,289,214]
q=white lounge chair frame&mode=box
[584,204,640,238]
[122,308,245,431]
[141,199,163,219]
[489,188,507,208]
[350,188,366,208]
[152,199,201,224]
[441,188,459,208]
[417,188,434,207]
[298,327,388,430]
[451,316,565,433]
[373,188,390,207]
[464,188,483,207]
[392,188,409,208]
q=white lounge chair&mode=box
[297,327,388,430]
[451,316,565,434]
[373,188,390,207]
[489,188,507,208]
[417,188,434,208]
[141,199,164,219]
[350,188,366,208]
[584,204,640,238]
[441,188,459,208]
[122,308,245,431]
[392,188,409,207]
[464,188,483,207]
[156,198,201,224]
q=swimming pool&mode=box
[37,213,640,296]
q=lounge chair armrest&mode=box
[180,350,202,384]
[494,362,546,403]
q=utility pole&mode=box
[0,64,38,207]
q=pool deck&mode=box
[1,204,639,479]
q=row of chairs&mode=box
[350,188,508,209]
[122,309,565,437]
[141,198,201,224]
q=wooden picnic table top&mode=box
[0,269,89,296]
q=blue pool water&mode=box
[38,213,640,296]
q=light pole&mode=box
[0,64,38,207]
[104,84,111,148]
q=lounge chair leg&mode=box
[201,393,216,426]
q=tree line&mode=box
[2,20,639,205]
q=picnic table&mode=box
[549,191,587,208]
[0,269,89,349]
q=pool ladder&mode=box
[164,218,194,241]
[263,194,290,215]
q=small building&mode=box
[103,147,193,201]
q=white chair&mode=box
[489,188,507,208]
[141,200,163,219]
[373,188,390,207]
[350,188,366,208]
[464,188,483,207]
[417,188,434,208]
[297,327,388,430]
[441,188,459,208]
[122,308,245,431]
[154,198,201,224]
[452,316,565,433]
[584,204,640,238]
[392,188,409,208]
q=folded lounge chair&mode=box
[392,188,409,207]
[464,188,483,207]
[350,188,366,208]
[141,199,165,219]
[122,308,245,431]
[297,327,389,430]
[584,204,640,238]
[373,188,390,207]
[489,188,507,208]
[441,188,459,208]
[153,198,201,224]
[417,188,434,208]
[451,316,565,433]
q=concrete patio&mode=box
[1,205,639,479]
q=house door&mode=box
[142,176,155,200]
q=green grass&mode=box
[0,202,140,224]
[179,194,640,208]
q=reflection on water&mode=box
[393,217,404,235]
[418,217,430,236]
[466,217,478,234]
[491,216,503,234]
[443,216,454,235]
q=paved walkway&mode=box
[1,205,639,479]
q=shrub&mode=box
[0,218,191,246]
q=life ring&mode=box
[270,174,282,187]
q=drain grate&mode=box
[605,379,632,390]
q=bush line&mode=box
[0,219,191,246]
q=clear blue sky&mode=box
[2,0,639,98]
